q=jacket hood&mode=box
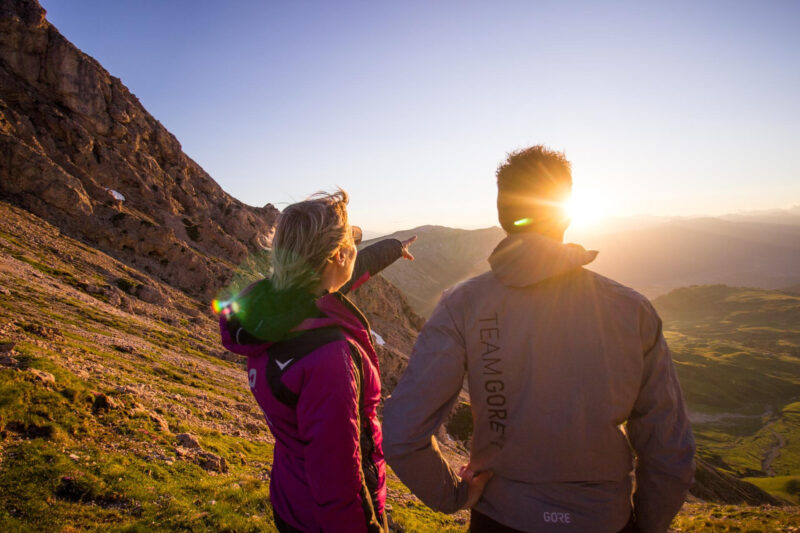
[488,232,598,288]
[223,278,372,352]
[232,279,320,343]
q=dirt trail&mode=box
[762,431,786,476]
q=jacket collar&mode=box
[488,232,598,288]
[294,291,379,368]
[293,291,371,337]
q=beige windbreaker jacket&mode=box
[383,232,695,533]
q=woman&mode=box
[219,190,412,532]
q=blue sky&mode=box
[42,1,799,233]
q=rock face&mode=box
[348,275,425,395]
[0,0,278,298]
[0,0,430,397]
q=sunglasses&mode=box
[351,225,362,246]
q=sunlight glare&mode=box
[565,191,610,228]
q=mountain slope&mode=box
[0,200,476,531]
[654,285,800,489]
[362,225,504,317]
[0,0,278,299]
[0,200,278,530]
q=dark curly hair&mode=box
[496,145,572,234]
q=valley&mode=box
[653,285,800,510]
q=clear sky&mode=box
[42,0,799,234]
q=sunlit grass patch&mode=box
[390,501,467,533]
[670,502,800,531]
[743,475,800,505]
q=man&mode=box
[382,145,695,533]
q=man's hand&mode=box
[401,235,417,261]
[459,465,493,508]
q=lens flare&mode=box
[211,298,233,315]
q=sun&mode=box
[564,191,609,228]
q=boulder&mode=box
[0,354,19,367]
[134,284,168,305]
[150,413,171,433]
[29,368,55,385]
[84,283,104,295]
[91,392,121,412]
[197,451,229,474]
[176,433,201,449]
[103,286,122,306]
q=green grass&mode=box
[0,361,277,532]
[390,502,467,533]
[743,476,800,505]
[655,285,800,483]
[0,438,276,532]
[671,503,800,531]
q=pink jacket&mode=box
[221,290,386,532]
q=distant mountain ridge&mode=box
[582,217,800,298]
[372,216,800,317]
[719,205,800,226]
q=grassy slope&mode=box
[0,202,468,532]
[1,204,798,531]
[655,286,800,482]
[0,203,276,531]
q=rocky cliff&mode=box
[0,0,433,400]
[348,274,425,394]
[0,0,432,394]
[0,0,278,298]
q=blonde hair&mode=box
[271,189,351,291]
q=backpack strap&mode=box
[345,343,384,533]
[266,327,365,409]
[222,315,263,346]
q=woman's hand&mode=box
[400,235,417,261]
[459,464,494,508]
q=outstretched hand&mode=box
[459,464,493,508]
[400,235,417,261]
